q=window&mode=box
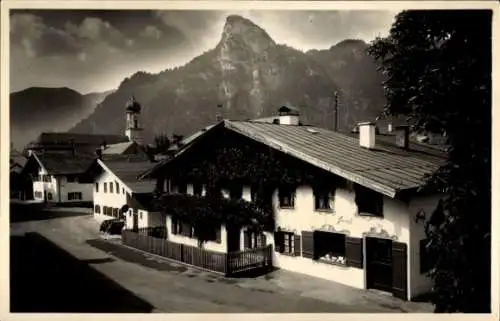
[95,182,99,193]
[47,192,53,200]
[274,231,296,255]
[355,184,383,217]
[115,182,119,194]
[67,175,75,183]
[177,183,187,194]
[43,175,51,183]
[110,182,114,193]
[250,186,257,202]
[205,225,221,243]
[113,208,119,218]
[229,185,242,199]
[68,192,83,201]
[279,186,295,208]
[139,211,143,220]
[95,205,101,214]
[171,218,192,237]
[314,187,333,211]
[34,191,43,198]
[122,188,125,194]
[244,230,266,249]
[314,231,346,265]
[104,182,107,193]
[420,239,432,274]
[193,183,203,197]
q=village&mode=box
[9,95,450,313]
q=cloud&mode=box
[10,10,397,93]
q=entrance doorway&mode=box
[366,237,393,293]
[365,237,408,300]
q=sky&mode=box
[10,9,397,94]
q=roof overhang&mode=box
[138,120,435,199]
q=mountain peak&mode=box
[219,15,275,53]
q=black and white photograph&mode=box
[3,0,497,317]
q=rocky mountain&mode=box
[70,15,386,143]
[10,87,112,150]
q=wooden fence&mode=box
[121,229,272,276]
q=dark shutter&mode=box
[391,241,408,301]
[301,231,315,259]
[293,234,301,256]
[345,236,364,269]
[171,218,177,235]
[274,232,284,253]
[243,231,250,249]
[215,226,221,243]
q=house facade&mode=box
[22,151,95,204]
[89,156,163,229]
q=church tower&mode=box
[124,96,144,145]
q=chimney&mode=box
[358,122,376,149]
[95,148,102,160]
[395,125,410,149]
[278,106,300,125]
[216,104,223,122]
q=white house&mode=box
[139,108,447,302]
[89,155,163,229]
[22,151,96,204]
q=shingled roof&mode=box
[27,151,96,175]
[28,132,129,149]
[99,158,156,194]
[140,120,447,198]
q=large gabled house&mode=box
[138,107,447,302]
[22,151,96,204]
[10,148,32,200]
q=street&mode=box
[9,208,433,313]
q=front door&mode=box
[366,237,393,293]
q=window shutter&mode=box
[301,231,315,259]
[293,234,301,256]
[215,226,221,243]
[274,232,284,253]
[345,236,363,269]
[391,241,408,301]
[243,231,250,249]
[171,218,177,235]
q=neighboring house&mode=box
[139,108,447,302]
[22,151,95,204]
[10,148,32,200]
[88,154,160,229]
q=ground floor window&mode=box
[244,230,266,249]
[314,231,346,265]
[34,191,43,198]
[94,204,101,214]
[47,192,53,200]
[171,218,193,237]
[112,208,119,218]
[274,231,298,255]
[68,192,83,201]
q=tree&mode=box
[153,133,171,154]
[368,10,491,312]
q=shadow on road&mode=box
[10,203,89,223]
[10,232,155,313]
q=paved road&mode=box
[9,209,432,313]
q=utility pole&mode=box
[334,91,339,132]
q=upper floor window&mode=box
[229,185,242,199]
[67,175,76,183]
[95,182,99,193]
[314,186,334,211]
[279,186,295,208]
[104,182,108,193]
[43,175,51,183]
[193,183,203,197]
[177,182,187,194]
[354,184,383,217]
[115,181,119,194]
[109,182,114,193]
